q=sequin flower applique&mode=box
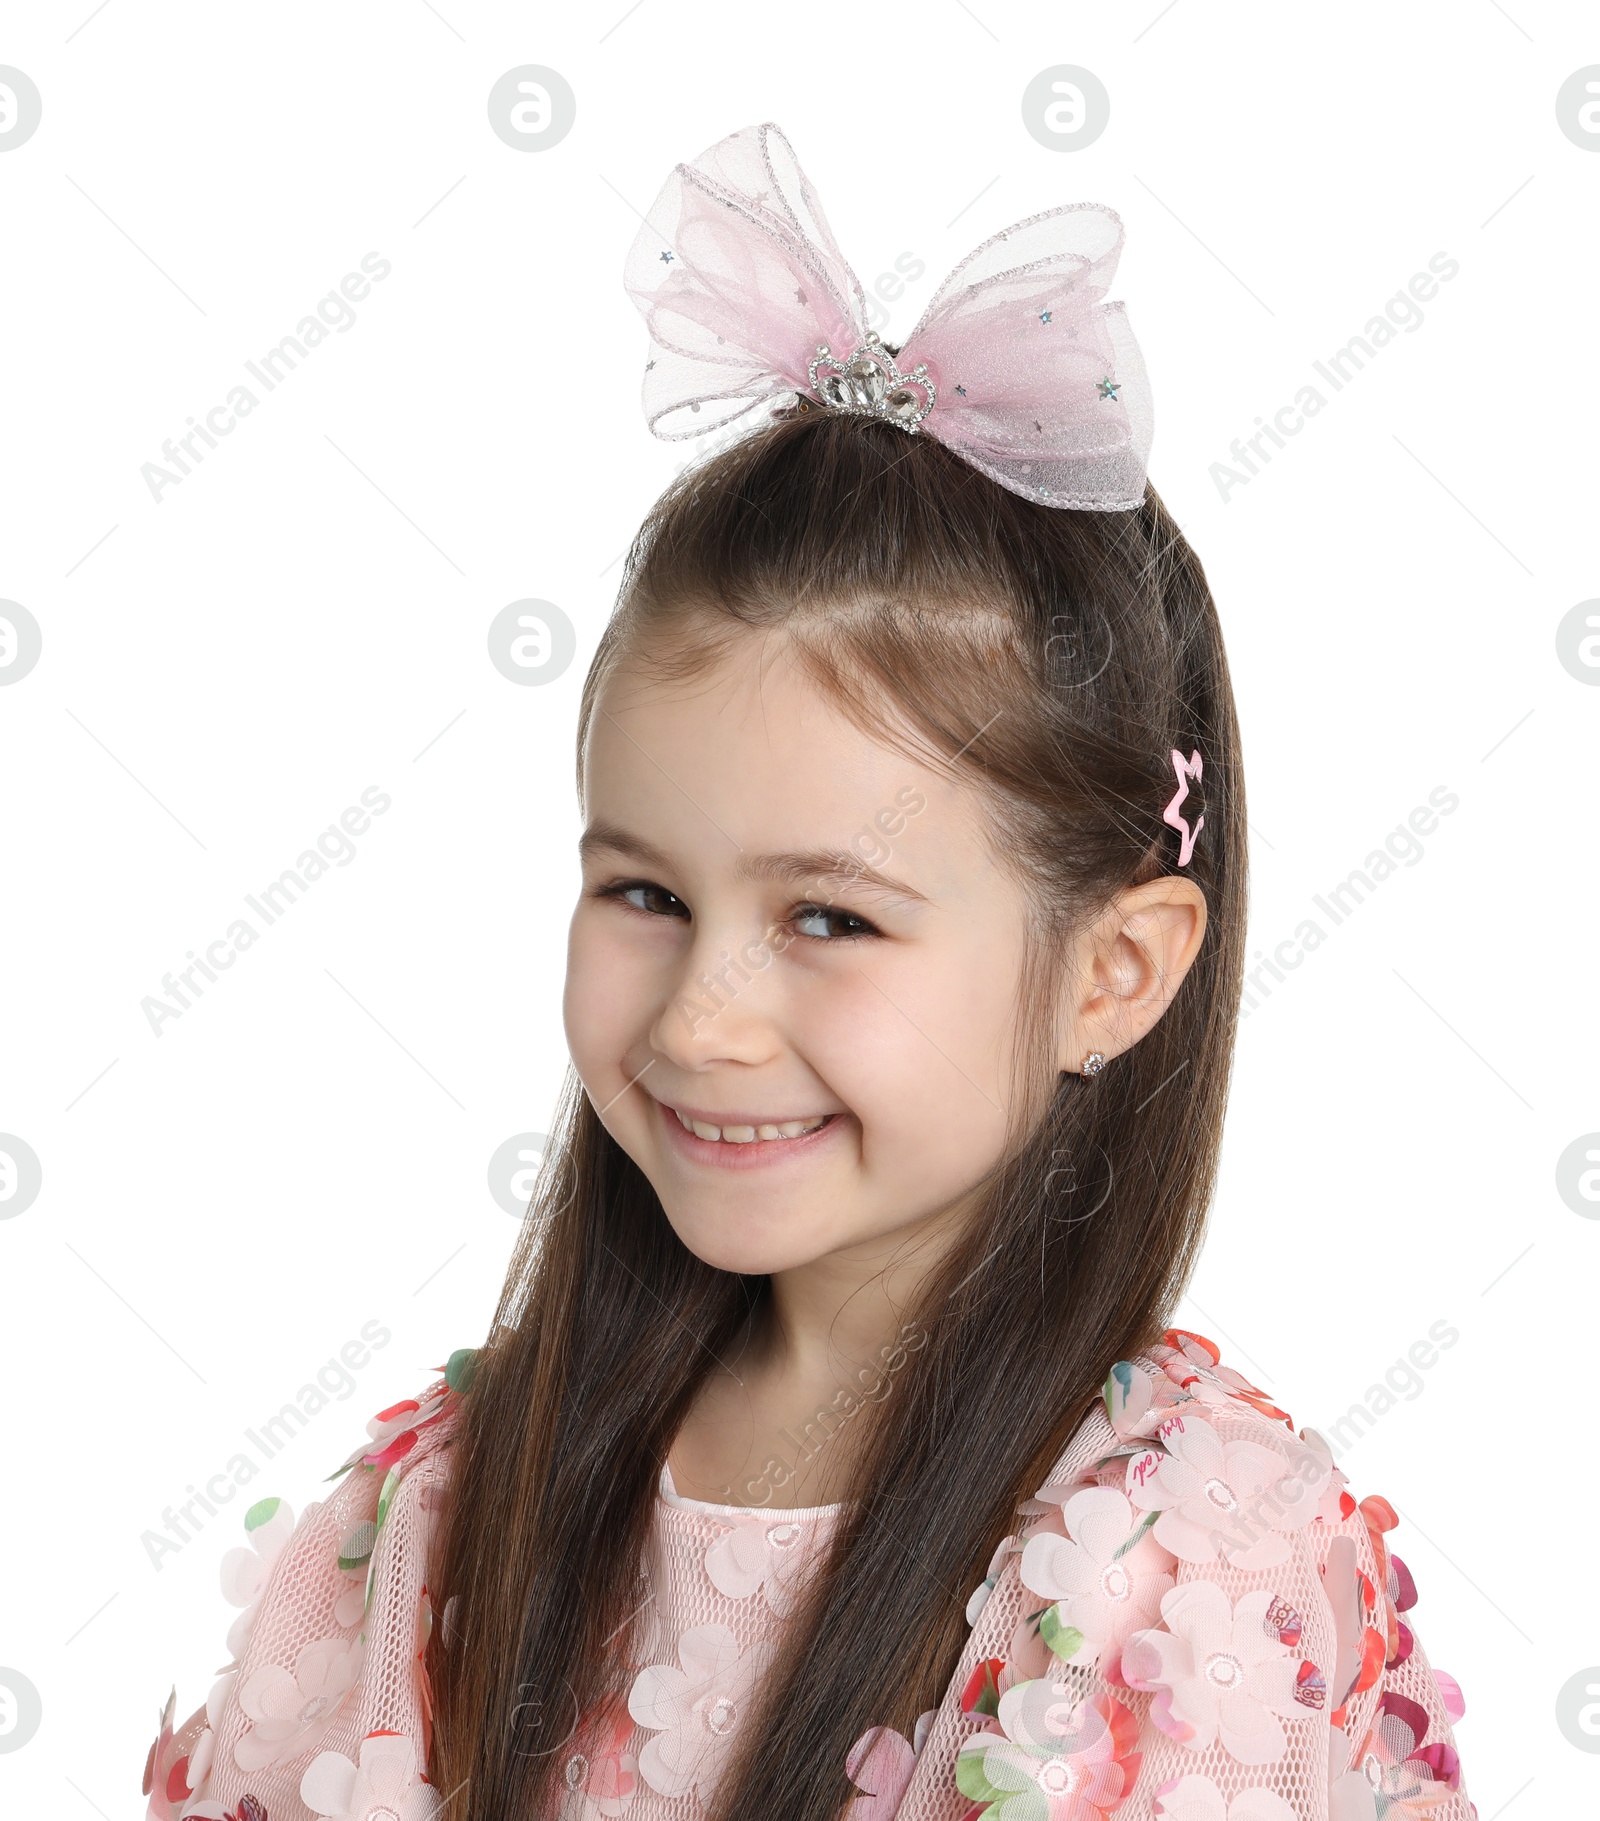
[955,1684,1142,1818]
[1122,1583,1324,1765]
[1013,1486,1176,1677]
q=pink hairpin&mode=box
[623,122,1153,512]
[1163,748,1204,866]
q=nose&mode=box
[648,914,784,1070]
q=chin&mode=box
[656,1205,835,1277]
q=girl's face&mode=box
[564,634,1046,1278]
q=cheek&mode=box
[803,947,1018,1156]
[562,907,649,1075]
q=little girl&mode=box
[143,124,1472,1821]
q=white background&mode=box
[2,2,1596,1815]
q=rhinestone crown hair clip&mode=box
[623,122,1154,511]
[808,332,935,431]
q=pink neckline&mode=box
[657,1459,845,1520]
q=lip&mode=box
[654,1096,846,1172]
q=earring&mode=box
[1080,1052,1106,1078]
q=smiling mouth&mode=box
[667,1106,837,1145]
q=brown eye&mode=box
[792,902,879,943]
[599,880,689,921]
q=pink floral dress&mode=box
[142,1333,1472,1821]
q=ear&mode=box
[1054,877,1209,1074]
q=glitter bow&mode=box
[623,122,1154,511]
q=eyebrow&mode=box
[578,819,931,905]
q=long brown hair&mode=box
[428,408,1247,1819]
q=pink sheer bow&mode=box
[623,122,1153,511]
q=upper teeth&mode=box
[673,1108,829,1143]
